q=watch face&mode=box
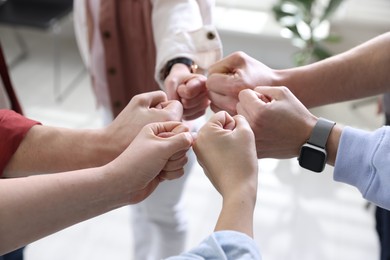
[298,144,326,173]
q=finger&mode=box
[253,86,288,101]
[158,99,182,109]
[237,89,266,119]
[206,73,242,96]
[155,123,190,139]
[149,122,194,150]
[208,91,238,115]
[182,101,209,119]
[183,107,208,120]
[168,149,189,161]
[238,89,267,106]
[232,114,253,133]
[209,102,224,114]
[208,111,236,130]
[164,77,181,101]
[177,75,207,99]
[135,90,168,107]
[158,169,185,181]
[156,99,183,120]
[181,91,209,108]
[208,53,243,75]
[183,110,207,121]
[162,153,188,172]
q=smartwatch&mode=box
[298,117,336,172]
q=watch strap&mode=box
[307,117,336,148]
[161,57,194,80]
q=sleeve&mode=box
[0,110,41,176]
[334,126,390,209]
[166,230,261,259]
[151,0,223,87]
[73,0,90,69]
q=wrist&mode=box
[99,164,132,207]
[270,68,285,86]
[298,117,336,172]
[216,189,256,237]
[300,115,319,146]
[93,129,124,165]
[170,63,192,75]
[273,69,304,103]
[222,183,257,207]
[161,57,196,81]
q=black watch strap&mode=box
[161,57,194,80]
[307,117,336,148]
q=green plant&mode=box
[272,0,344,66]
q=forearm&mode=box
[275,32,390,108]
[0,167,127,254]
[3,125,120,177]
[215,191,256,238]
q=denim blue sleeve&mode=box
[334,126,390,209]
[165,230,261,260]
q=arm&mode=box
[4,91,183,177]
[0,121,194,254]
[151,0,222,120]
[236,87,390,210]
[193,111,258,237]
[207,32,390,113]
[168,111,261,259]
[167,112,261,259]
[276,32,390,107]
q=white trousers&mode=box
[131,148,195,259]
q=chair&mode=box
[0,0,85,101]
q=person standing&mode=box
[376,92,390,260]
[73,0,222,258]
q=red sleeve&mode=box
[0,109,41,176]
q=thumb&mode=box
[140,90,168,107]
[232,114,252,131]
[208,111,236,130]
[151,122,194,152]
[232,115,256,140]
[237,89,265,117]
[253,86,283,101]
[164,75,182,101]
[161,131,194,156]
[158,100,183,119]
[238,89,269,105]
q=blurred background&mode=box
[1,0,389,259]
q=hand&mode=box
[102,91,184,154]
[105,121,194,204]
[165,63,210,121]
[206,51,275,115]
[236,87,318,159]
[193,111,258,198]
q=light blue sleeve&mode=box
[165,230,261,260]
[334,126,390,209]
